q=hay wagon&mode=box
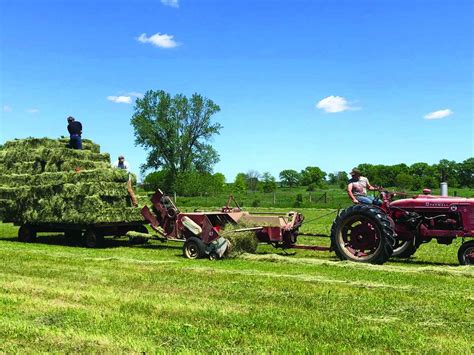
[16,220,148,248]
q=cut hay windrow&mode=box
[0,137,142,225]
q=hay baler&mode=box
[140,190,329,259]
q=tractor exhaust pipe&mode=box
[440,182,448,197]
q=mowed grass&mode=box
[0,208,473,353]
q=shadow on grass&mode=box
[0,233,184,252]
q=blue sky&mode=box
[0,0,472,181]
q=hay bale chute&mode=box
[0,137,143,226]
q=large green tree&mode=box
[279,169,300,188]
[300,166,326,187]
[131,90,222,174]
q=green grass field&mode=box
[0,208,473,352]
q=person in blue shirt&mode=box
[67,116,82,150]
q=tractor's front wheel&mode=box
[183,237,205,259]
[458,240,474,265]
[330,205,395,264]
[392,238,418,258]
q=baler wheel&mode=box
[330,205,395,264]
[392,239,418,258]
[183,237,205,259]
[18,224,37,243]
[458,240,474,265]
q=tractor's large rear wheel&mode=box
[330,205,395,264]
[458,240,474,265]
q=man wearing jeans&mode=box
[67,116,82,150]
[347,168,380,205]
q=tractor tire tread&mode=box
[330,204,395,264]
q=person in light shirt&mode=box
[113,155,130,172]
[347,168,380,205]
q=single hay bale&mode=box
[222,223,260,256]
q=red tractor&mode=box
[330,189,474,265]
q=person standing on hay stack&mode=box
[347,168,381,205]
[112,155,130,172]
[67,116,83,150]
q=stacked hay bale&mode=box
[0,138,143,225]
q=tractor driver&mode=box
[347,168,380,205]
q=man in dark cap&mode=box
[347,168,379,205]
[112,155,130,172]
[67,116,83,150]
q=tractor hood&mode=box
[391,194,474,210]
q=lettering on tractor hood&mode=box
[425,202,449,207]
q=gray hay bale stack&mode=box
[0,137,143,224]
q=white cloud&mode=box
[107,95,132,104]
[137,33,179,48]
[424,109,453,120]
[3,105,12,112]
[26,108,39,113]
[316,96,357,113]
[161,0,179,8]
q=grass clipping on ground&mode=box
[0,137,143,224]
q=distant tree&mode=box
[233,173,247,193]
[246,170,261,191]
[421,176,437,189]
[300,166,326,187]
[395,173,414,190]
[336,171,348,182]
[279,169,300,188]
[458,158,474,187]
[435,159,459,187]
[213,173,226,187]
[174,171,226,196]
[261,172,277,193]
[143,169,173,192]
[131,90,222,175]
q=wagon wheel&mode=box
[64,230,83,244]
[458,240,474,265]
[84,229,104,248]
[183,237,205,259]
[330,205,395,264]
[18,224,37,243]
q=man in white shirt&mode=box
[113,155,130,172]
[347,168,379,205]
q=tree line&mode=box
[232,158,473,193]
